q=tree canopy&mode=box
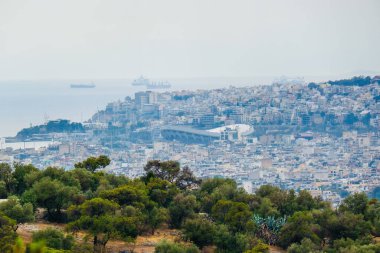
[74,155,111,172]
[1,158,380,253]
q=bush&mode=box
[32,228,74,250]
[182,216,216,248]
[244,240,269,253]
[0,196,34,223]
[287,238,320,253]
[155,240,200,253]
[0,212,17,252]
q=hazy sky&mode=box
[0,0,379,80]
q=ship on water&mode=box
[70,83,96,88]
[131,76,150,86]
[272,76,305,85]
[131,76,172,89]
[146,81,171,89]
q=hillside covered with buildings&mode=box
[1,76,380,206]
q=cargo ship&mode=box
[131,76,171,89]
[131,76,150,86]
[146,81,171,89]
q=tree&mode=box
[197,178,254,213]
[69,168,99,192]
[0,212,17,253]
[278,211,321,248]
[372,218,380,236]
[148,207,170,234]
[30,177,79,220]
[32,228,74,250]
[295,190,319,211]
[144,160,181,183]
[200,178,237,195]
[0,181,7,198]
[213,224,238,253]
[287,238,319,253]
[255,185,298,216]
[176,166,201,190]
[99,183,149,207]
[328,212,371,240]
[244,240,269,253]
[365,200,380,236]
[68,198,141,253]
[273,190,297,216]
[102,172,129,188]
[332,236,380,253]
[182,216,216,248]
[211,200,252,232]
[256,187,326,216]
[212,225,255,253]
[255,185,281,199]
[75,155,111,173]
[147,178,179,207]
[309,208,337,244]
[339,192,368,215]
[0,163,16,195]
[144,160,200,190]
[0,196,34,223]
[38,167,80,189]
[256,198,280,217]
[168,194,198,228]
[365,199,380,220]
[21,189,38,210]
[12,163,39,195]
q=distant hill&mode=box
[16,119,85,140]
[327,75,373,86]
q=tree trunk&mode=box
[93,235,108,253]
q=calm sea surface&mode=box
[0,79,139,137]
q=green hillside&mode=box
[1,158,380,253]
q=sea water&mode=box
[0,79,144,137]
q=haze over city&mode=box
[0,0,379,80]
[2,1,380,252]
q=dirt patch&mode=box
[17,221,285,253]
[269,245,286,253]
[17,221,180,253]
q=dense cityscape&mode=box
[2,1,380,252]
[1,76,379,205]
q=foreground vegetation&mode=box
[1,157,380,253]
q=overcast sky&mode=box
[0,0,379,80]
